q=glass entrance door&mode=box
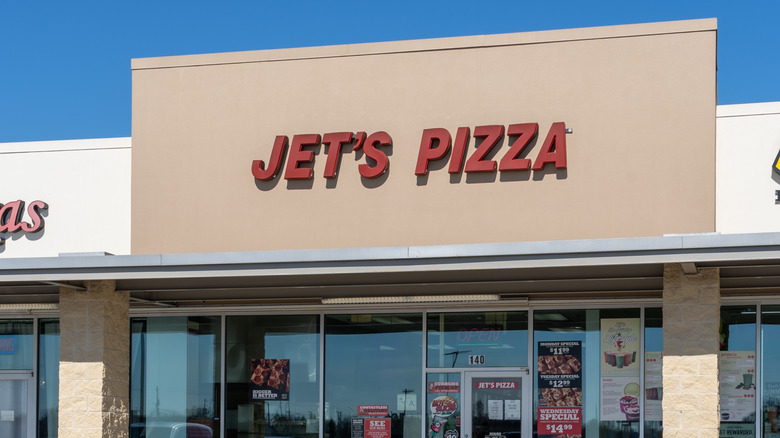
[462,372,527,438]
[0,373,35,438]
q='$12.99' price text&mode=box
[545,424,574,434]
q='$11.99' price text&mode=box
[545,424,574,434]
[549,347,570,355]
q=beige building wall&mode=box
[131,19,717,254]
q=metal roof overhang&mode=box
[3,232,780,307]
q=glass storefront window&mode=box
[0,319,33,370]
[719,306,757,437]
[130,316,221,438]
[643,308,662,438]
[324,313,422,438]
[533,308,642,438]
[38,319,59,438]
[225,315,320,438]
[427,312,528,368]
[762,305,780,437]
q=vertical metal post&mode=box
[639,307,645,438]
[220,315,227,438]
[422,311,428,438]
[319,313,326,438]
[527,308,534,438]
[757,304,762,438]
[32,316,39,438]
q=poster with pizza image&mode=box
[537,341,582,438]
[250,359,290,400]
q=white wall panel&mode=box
[0,138,130,257]
[717,103,780,234]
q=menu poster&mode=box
[364,418,391,438]
[250,359,290,400]
[537,341,582,438]
[600,376,641,421]
[538,407,582,436]
[719,351,756,423]
[720,423,756,438]
[644,352,663,421]
[600,318,640,376]
[537,341,583,396]
[599,318,640,421]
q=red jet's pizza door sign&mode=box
[252,122,569,184]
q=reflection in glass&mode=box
[426,373,461,438]
[643,308,662,438]
[0,319,33,370]
[471,376,523,438]
[38,319,60,438]
[533,308,641,438]
[225,315,320,438]
[325,313,422,438]
[427,312,528,368]
[719,306,756,435]
[762,306,780,436]
[0,379,27,438]
[130,316,221,438]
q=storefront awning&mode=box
[2,232,780,308]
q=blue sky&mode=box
[0,1,778,142]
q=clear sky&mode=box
[0,1,778,143]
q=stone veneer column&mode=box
[58,280,129,438]
[662,264,720,438]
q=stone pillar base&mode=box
[662,264,720,438]
[58,280,129,438]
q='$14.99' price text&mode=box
[545,424,574,434]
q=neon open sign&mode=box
[456,326,502,345]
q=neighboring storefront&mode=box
[0,137,131,258]
[7,16,780,438]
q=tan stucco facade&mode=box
[131,20,717,255]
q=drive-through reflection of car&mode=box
[130,422,213,438]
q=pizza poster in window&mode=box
[250,359,290,400]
